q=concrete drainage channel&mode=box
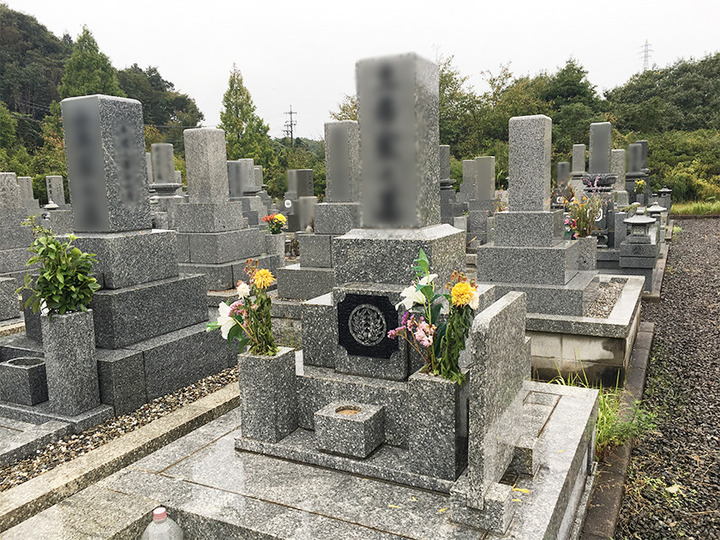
[0,383,239,533]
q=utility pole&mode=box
[284,106,297,148]
[640,40,653,72]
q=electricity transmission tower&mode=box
[284,106,297,148]
[640,40,653,72]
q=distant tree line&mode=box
[2,3,719,203]
[331,55,720,202]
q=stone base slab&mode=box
[126,322,235,402]
[0,417,71,468]
[171,202,245,233]
[493,210,564,247]
[333,224,465,287]
[475,240,583,286]
[71,229,178,289]
[276,264,336,301]
[91,274,208,349]
[298,233,333,268]
[480,271,596,316]
[179,228,263,265]
[313,202,361,236]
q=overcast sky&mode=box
[7,0,720,140]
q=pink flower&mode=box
[229,300,245,317]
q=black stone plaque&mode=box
[338,294,398,359]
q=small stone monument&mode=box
[0,172,34,285]
[227,158,265,226]
[171,128,282,291]
[283,169,315,232]
[149,143,183,229]
[551,161,572,208]
[44,175,74,234]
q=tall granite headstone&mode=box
[474,115,598,316]
[276,121,361,302]
[171,129,280,290]
[60,95,234,415]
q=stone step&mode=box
[91,274,209,349]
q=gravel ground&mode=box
[584,278,626,318]
[0,365,238,493]
[616,220,720,539]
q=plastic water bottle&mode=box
[140,507,184,540]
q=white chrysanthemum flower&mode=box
[236,281,251,299]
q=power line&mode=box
[283,105,297,148]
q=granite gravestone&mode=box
[171,129,280,290]
[283,169,315,232]
[62,95,152,233]
[570,143,587,195]
[276,121,361,302]
[0,172,34,284]
[356,54,440,229]
[253,165,274,213]
[438,144,459,225]
[231,55,599,540]
[551,161,572,208]
[59,96,235,416]
[44,175,74,234]
[228,158,265,226]
[46,175,67,208]
[148,143,183,229]
[474,115,599,316]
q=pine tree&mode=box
[58,27,124,99]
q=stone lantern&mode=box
[623,213,656,243]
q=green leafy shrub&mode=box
[19,219,100,316]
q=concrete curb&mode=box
[671,214,720,219]
[580,321,654,539]
[0,382,239,533]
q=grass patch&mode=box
[671,225,683,241]
[670,200,720,215]
[550,370,656,461]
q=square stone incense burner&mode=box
[315,401,385,458]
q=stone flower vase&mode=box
[41,309,100,416]
[238,346,297,442]
[264,231,286,257]
[407,367,470,481]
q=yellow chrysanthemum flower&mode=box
[253,269,275,289]
[276,213,287,224]
[451,282,474,306]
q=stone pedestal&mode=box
[264,233,285,257]
[41,310,100,416]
